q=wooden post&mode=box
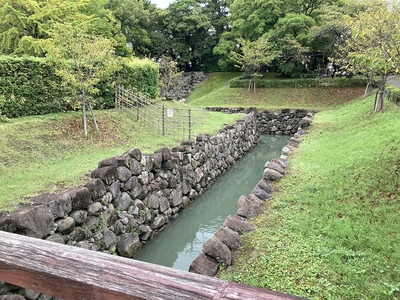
[0,231,305,300]
[162,105,165,136]
[188,109,192,140]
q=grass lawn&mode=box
[187,72,365,111]
[219,95,400,299]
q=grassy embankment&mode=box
[0,105,242,211]
[218,94,400,299]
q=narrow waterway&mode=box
[134,135,290,271]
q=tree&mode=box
[214,0,286,69]
[229,37,277,92]
[45,23,121,136]
[106,0,154,57]
[338,0,400,112]
[164,0,212,71]
[268,13,316,77]
[158,56,183,100]
[0,0,121,56]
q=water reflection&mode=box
[134,135,290,271]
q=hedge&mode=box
[385,85,400,106]
[0,56,159,118]
[0,56,69,118]
[229,77,367,89]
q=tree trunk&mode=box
[364,83,372,98]
[82,90,88,137]
[88,102,99,132]
[373,74,388,112]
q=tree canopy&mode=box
[1,0,396,80]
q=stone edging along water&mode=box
[189,111,315,277]
[0,108,313,298]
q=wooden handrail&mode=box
[0,231,305,300]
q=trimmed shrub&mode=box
[0,56,160,118]
[229,77,367,89]
[0,56,69,118]
[385,85,400,105]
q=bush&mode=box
[0,56,69,118]
[229,77,367,89]
[385,85,400,105]
[0,56,160,118]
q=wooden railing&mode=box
[0,231,305,300]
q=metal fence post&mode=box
[162,105,165,136]
[188,109,191,140]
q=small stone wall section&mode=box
[207,107,310,135]
[189,112,314,276]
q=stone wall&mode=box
[207,107,311,135]
[162,72,208,100]
[189,112,314,276]
[0,113,258,260]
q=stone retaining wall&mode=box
[207,107,311,135]
[0,113,258,257]
[189,111,314,276]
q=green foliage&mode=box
[229,77,367,88]
[385,85,400,105]
[0,56,69,118]
[116,58,159,98]
[335,0,400,111]
[0,55,159,118]
[0,0,119,56]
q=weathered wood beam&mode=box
[0,231,305,300]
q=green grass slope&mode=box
[0,107,241,211]
[219,96,400,299]
[187,73,365,111]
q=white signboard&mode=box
[167,108,174,118]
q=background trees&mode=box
[336,0,400,111]
[1,0,398,101]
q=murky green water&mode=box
[134,135,290,271]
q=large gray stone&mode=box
[150,215,166,230]
[68,186,92,210]
[214,226,240,250]
[251,186,270,201]
[264,159,286,174]
[103,228,117,249]
[85,178,107,200]
[117,233,141,258]
[8,205,54,238]
[237,194,263,218]
[202,236,232,265]
[223,215,253,233]
[170,190,182,207]
[263,168,283,181]
[147,193,159,210]
[91,166,117,185]
[189,254,219,276]
[116,166,132,182]
[87,202,103,216]
[69,210,87,225]
[128,148,142,162]
[30,193,72,219]
[56,217,75,234]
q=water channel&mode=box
[134,135,290,271]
